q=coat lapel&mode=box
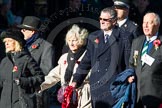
[97,29,118,57]
[28,40,40,52]
[135,36,146,67]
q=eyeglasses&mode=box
[21,29,33,32]
[99,17,113,22]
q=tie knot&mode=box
[105,34,109,37]
[146,40,150,45]
[105,34,109,39]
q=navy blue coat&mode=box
[73,27,132,108]
[110,68,136,108]
[120,19,139,41]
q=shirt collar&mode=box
[146,32,158,42]
[117,18,128,27]
[104,30,112,37]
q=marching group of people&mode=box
[0,0,162,108]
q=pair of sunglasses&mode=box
[99,17,113,22]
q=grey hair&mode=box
[65,24,88,46]
[101,7,117,20]
[144,12,161,25]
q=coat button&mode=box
[105,69,107,71]
[97,70,100,72]
[97,81,100,83]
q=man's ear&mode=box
[31,30,36,35]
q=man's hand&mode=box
[128,76,135,83]
[70,82,77,88]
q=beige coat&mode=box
[40,51,92,108]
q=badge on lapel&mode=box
[133,50,138,66]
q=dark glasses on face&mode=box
[99,17,113,22]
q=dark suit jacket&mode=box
[129,35,162,107]
[73,27,132,108]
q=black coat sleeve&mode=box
[20,57,44,89]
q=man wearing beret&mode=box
[113,0,140,42]
[17,16,55,108]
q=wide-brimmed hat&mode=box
[113,0,130,9]
[1,29,26,47]
[17,16,41,31]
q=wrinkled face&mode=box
[99,11,116,31]
[21,29,34,40]
[67,36,80,53]
[3,38,15,53]
[143,13,159,37]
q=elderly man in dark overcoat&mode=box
[71,7,132,108]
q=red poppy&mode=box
[13,66,18,72]
[94,38,99,44]
[31,44,38,49]
[64,60,67,64]
[153,39,161,50]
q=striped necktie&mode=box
[104,34,109,43]
[141,40,150,65]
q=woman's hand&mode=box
[70,82,77,88]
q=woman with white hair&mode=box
[40,24,92,108]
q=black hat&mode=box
[1,29,26,47]
[113,0,130,9]
[17,16,41,31]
